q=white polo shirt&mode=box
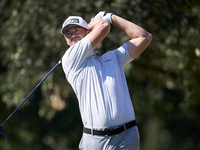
[62,35,135,130]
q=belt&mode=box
[83,120,136,136]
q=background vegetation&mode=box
[0,0,200,149]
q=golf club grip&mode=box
[1,59,62,127]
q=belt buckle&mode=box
[91,129,94,135]
[123,124,127,131]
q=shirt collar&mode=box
[94,51,101,56]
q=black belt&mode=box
[83,120,136,136]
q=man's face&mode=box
[64,25,88,46]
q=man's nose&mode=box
[70,31,78,38]
[71,32,76,37]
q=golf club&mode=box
[0,59,62,142]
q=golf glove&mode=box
[102,13,113,23]
[91,11,113,23]
[94,11,107,19]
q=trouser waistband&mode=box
[83,120,136,136]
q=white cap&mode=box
[61,16,89,35]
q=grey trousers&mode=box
[79,126,140,150]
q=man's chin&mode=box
[69,41,78,46]
[72,39,81,44]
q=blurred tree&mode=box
[0,0,200,150]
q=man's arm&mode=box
[111,14,153,59]
[87,18,110,50]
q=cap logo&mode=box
[65,18,79,25]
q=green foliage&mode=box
[0,0,200,149]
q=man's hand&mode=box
[91,11,113,23]
[88,18,106,30]
[102,13,113,23]
[91,11,106,20]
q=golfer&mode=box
[61,11,152,150]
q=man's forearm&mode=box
[111,14,152,59]
[111,14,151,40]
[88,18,110,50]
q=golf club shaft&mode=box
[1,59,62,127]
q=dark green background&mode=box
[0,0,200,149]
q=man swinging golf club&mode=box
[61,11,152,150]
